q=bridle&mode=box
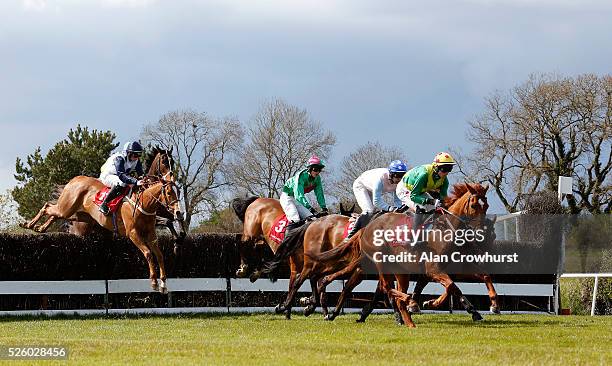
[129,178,180,217]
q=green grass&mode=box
[1,313,611,365]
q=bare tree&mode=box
[0,190,23,232]
[456,73,611,213]
[230,99,336,198]
[141,109,243,228]
[330,141,408,204]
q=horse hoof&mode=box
[298,297,311,307]
[356,318,365,323]
[408,304,421,314]
[249,271,261,283]
[490,306,501,314]
[285,310,291,320]
[472,312,484,321]
[235,266,248,278]
[275,304,285,314]
[324,314,335,321]
[422,300,434,309]
[303,305,316,317]
[394,312,405,325]
[159,281,168,294]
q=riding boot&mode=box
[411,212,427,245]
[343,212,369,243]
[263,221,303,278]
[99,185,124,216]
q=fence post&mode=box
[104,279,109,316]
[590,275,599,316]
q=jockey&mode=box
[396,152,455,228]
[344,160,408,240]
[98,141,145,215]
[263,155,328,277]
[280,155,328,228]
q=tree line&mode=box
[3,73,610,233]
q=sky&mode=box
[1,0,611,214]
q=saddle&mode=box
[93,186,130,214]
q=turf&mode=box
[1,313,611,365]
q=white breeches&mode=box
[280,192,312,223]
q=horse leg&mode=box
[235,234,253,278]
[22,202,51,230]
[357,280,384,323]
[380,274,414,328]
[421,275,450,310]
[317,258,361,318]
[393,274,416,328]
[276,260,299,315]
[476,273,499,314]
[303,277,319,317]
[149,239,168,294]
[430,273,483,321]
[325,267,363,321]
[280,271,307,320]
[408,274,427,313]
[36,215,58,233]
[129,233,158,291]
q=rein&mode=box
[127,180,178,217]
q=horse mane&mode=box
[444,183,486,207]
[143,145,173,172]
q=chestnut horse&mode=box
[314,183,490,327]
[65,147,187,252]
[21,176,181,293]
[231,197,355,318]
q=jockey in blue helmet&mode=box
[98,141,145,215]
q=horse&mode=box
[64,146,187,254]
[231,197,355,318]
[313,183,490,327]
[21,175,182,293]
[276,209,383,319]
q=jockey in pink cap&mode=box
[262,155,328,278]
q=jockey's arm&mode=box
[134,160,144,177]
[113,156,138,185]
[440,177,449,200]
[313,176,327,210]
[372,179,391,211]
[409,173,429,205]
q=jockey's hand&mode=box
[136,180,144,187]
[309,207,318,215]
[424,198,435,205]
[396,204,409,213]
[434,199,444,209]
[387,206,398,212]
[320,207,329,215]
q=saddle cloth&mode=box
[93,186,130,214]
[269,214,354,245]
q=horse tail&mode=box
[309,231,362,264]
[231,196,259,222]
[51,184,66,202]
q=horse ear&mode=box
[483,184,489,194]
[350,204,355,212]
[169,146,173,154]
[466,183,477,195]
[340,202,345,212]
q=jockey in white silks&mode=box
[344,160,408,240]
[98,141,145,215]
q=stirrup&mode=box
[99,204,110,216]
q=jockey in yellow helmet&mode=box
[396,152,456,213]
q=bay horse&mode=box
[313,183,491,327]
[64,147,187,254]
[21,175,182,293]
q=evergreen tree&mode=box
[12,124,118,219]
